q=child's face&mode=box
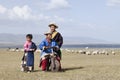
[46,34,52,39]
[26,37,32,42]
[50,26,56,32]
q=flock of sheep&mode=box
[63,48,116,55]
[7,48,116,55]
[7,48,41,53]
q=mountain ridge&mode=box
[0,33,112,45]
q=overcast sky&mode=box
[0,0,120,43]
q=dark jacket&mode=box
[52,32,63,48]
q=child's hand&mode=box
[29,49,35,51]
[43,46,50,50]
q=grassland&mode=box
[0,49,120,80]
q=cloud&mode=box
[47,0,70,10]
[0,5,37,20]
[8,5,34,20]
[0,5,7,14]
[0,5,50,21]
[0,4,72,25]
[107,0,120,6]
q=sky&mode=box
[0,0,120,43]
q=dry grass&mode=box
[0,49,120,80]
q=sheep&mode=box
[100,50,106,55]
[65,49,71,53]
[105,51,109,55]
[112,51,115,55]
[92,51,99,55]
[36,50,41,53]
[7,47,11,51]
[20,49,24,52]
[79,51,86,54]
[86,51,91,55]
[71,50,75,53]
[15,48,20,52]
[78,50,83,54]
[75,50,79,53]
[9,49,16,52]
[100,50,109,55]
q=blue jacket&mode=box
[39,39,59,56]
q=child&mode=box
[39,31,61,71]
[48,23,63,59]
[23,34,37,73]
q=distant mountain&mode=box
[64,36,110,44]
[0,33,44,45]
[0,33,110,46]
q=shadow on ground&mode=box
[32,67,84,73]
[62,67,84,72]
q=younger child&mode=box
[23,34,37,72]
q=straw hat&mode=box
[48,23,58,28]
[44,31,52,35]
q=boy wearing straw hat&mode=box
[48,23,63,59]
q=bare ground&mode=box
[0,49,120,80]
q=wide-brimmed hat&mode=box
[48,23,58,28]
[44,31,52,35]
